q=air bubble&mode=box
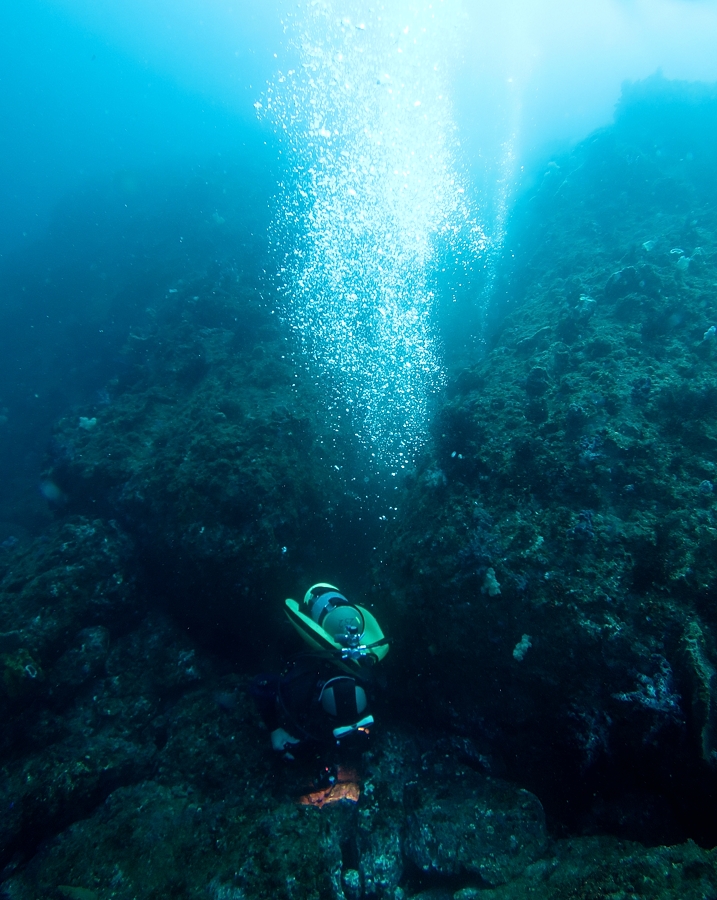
[266,0,486,468]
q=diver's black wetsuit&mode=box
[251,655,372,752]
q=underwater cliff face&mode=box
[4,75,717,899]
[38,166,379,663]
[384,74,717,844]
[0,155,277,535]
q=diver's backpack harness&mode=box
[284,583,390,675]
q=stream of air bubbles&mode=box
[261,0,485,470]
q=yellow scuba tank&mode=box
[285,583,389,674]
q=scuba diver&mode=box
[251,584,389,766]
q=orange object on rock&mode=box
[298,766,361,808]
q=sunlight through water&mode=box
[262,0,486,470]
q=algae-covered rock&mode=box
[0,606,217,872]
[382,75,717,843]
[460,836,717,900]
[404,767,546,886]
[1,781,351,900]
[0,517,138,715]
[46,269,375,659]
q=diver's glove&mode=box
[271,727,301,760]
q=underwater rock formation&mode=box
[46,264,374,660]
[404,768,547,885]
[5,710,717,899]
[0,519,144,868]
[383,74,717,844]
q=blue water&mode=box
[1,0,717,519]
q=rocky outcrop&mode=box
[382,75,717,843]
[45,267,376,658]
